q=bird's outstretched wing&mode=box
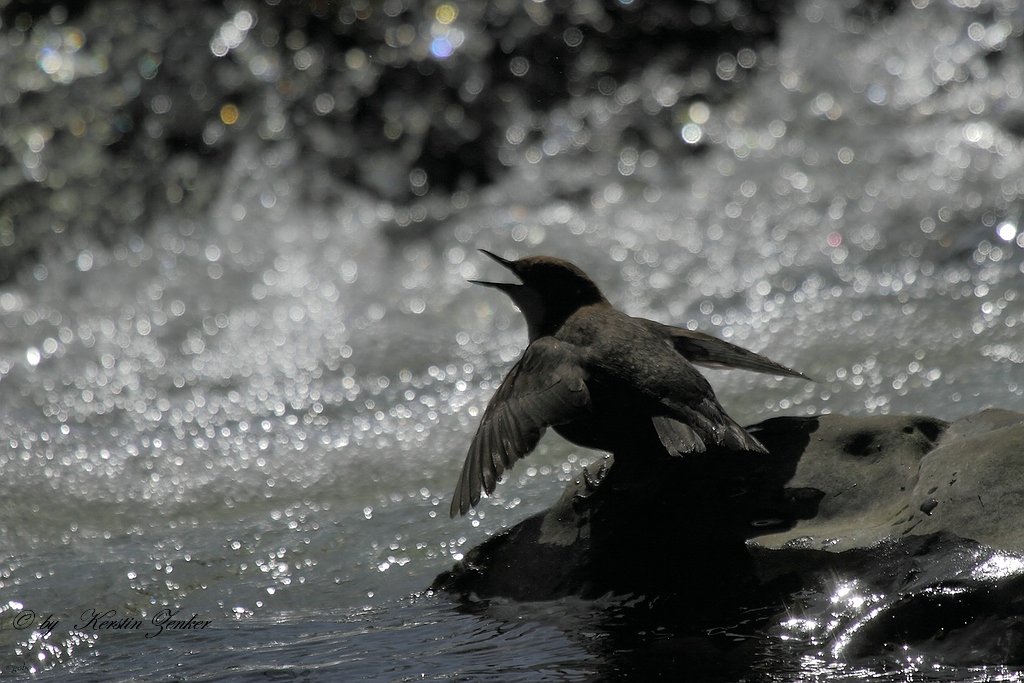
[450,338,591,517]
[642,320,811,380]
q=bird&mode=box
[449,250,810,518]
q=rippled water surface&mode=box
[2,0,1024,680]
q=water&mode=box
[2,0,1024,679]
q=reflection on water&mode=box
[0,0,1024,680]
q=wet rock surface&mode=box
[754,408,1024,552]
[434,409,1024,601]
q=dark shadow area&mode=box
[433,414,821,604]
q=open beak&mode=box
[469,249,521,293]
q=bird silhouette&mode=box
[450,250,809,517]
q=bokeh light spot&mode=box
[431,38,453,59]
[435,4,458,25]
[345,48,367,70]
[220,104,239,125]
[681,123,703,144]
[996,221,1017,242]
[689,101,710,124]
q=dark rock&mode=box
[755,409,1024,552]
[750,413,948,550]
[434,438,818,604]
[433,409,1024,601]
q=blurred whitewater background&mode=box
[1,0,1023,679]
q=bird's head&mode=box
[472,250,607,340]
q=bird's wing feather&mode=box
[653,399,768,456]
[450,338,590,517]
[642,320,811,380]
[651,416,705,455]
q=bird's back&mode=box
[548,304,760,455]
[557,305,716,405]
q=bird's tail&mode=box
[653,415,768,456]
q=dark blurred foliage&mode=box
[0,0,799,281]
